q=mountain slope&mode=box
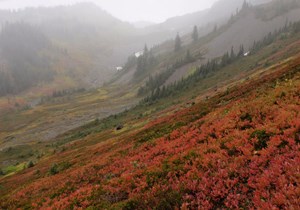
[143,0,272,36]
[0,18,299,209]
[114,0,300,87]
[1,0,298,166]
[205,1,300,59]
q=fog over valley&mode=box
[0,0,220,22]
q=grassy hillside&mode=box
[0,18,299,209]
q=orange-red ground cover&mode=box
[1,57,300,210]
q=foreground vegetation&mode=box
[1,2,300,208]
[1,22,300,209]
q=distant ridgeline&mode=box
[140,20,300,104]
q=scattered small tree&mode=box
[49,163,59,175]
[242,0,250,11]
[143,44,149,59]
[213,25,218,33]
[185,50,193,63]
[238,44,244,57]
[192,26,199,42]
[174,33,182,52]
[0,168,4,176]
[27,161,34,168]
[230,46,235,60]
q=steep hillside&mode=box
[114,0,300,87]
[205,1,300,59]
[0,18,299,209]
[1,1,299,171]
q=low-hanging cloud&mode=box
[0,0,219,22]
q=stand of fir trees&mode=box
[138,50,196,96]
[134,45,157,78]
[140,20,300,104]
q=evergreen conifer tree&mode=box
[175,33,182,52]
[192,26,199,42]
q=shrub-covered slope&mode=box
[0,31,299,209]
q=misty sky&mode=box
[0,0,219,23]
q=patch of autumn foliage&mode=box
[1,59,300,209]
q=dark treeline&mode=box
[141,49,242,104]
[0,22,54,96]
[141,20,300,104]
[138,50,196,96]
[40,88,86,104]
[251,21,300,53]
[123,55,137,71]
[52,88,86,98]
[122,45,158,78]
[134,45,158,78]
